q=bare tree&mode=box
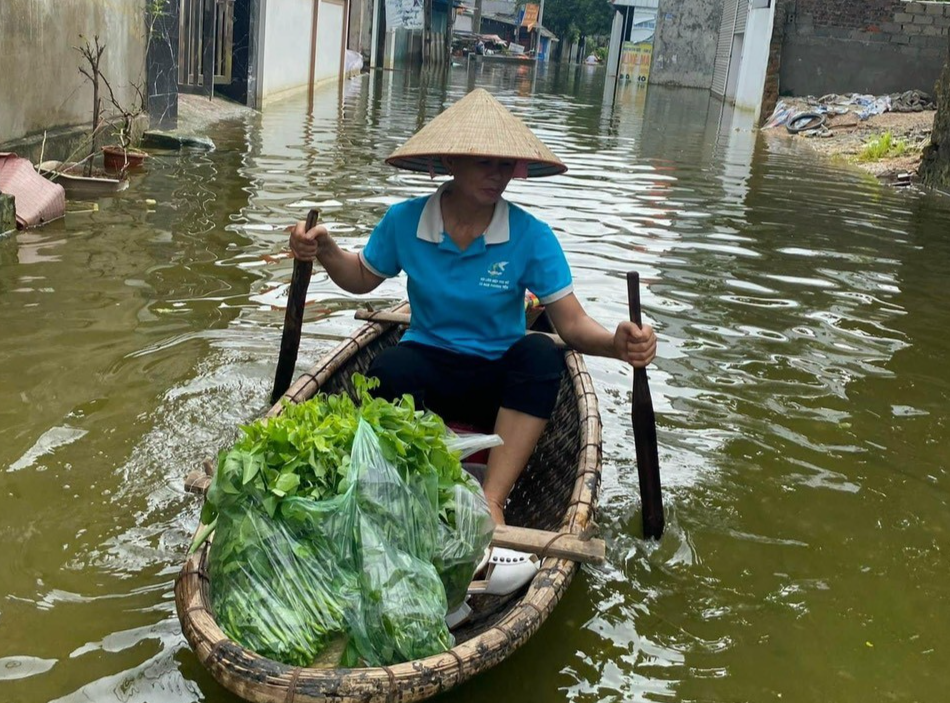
[75,35,106,177]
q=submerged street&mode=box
[2,63,950,702]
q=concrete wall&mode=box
[781,0,950,96]
[348,0,374,57]
[733,3,775,117]
[260,0,346,102]
[1,194,15,236]
[261,0,313,98]
[316,1,345,84]
[650,0,722,89]
[0,0,146,146]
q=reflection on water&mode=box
[2,63,950,703]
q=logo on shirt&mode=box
[480,261,511,290]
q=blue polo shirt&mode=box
[359,182,573,360]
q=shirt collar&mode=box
[417,181,510,245]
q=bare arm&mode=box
[545,293,656,367]
[289,221,384,295]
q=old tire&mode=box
[786,111,827,134]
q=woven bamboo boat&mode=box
[176,303,602,703]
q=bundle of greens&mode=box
[192,375,494,667]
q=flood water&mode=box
[3,62,950,703]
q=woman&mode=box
[290,89,656,591]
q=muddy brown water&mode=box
[3,64,950,703]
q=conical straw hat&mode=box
[386,88,567,178]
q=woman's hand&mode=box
[288,220,330,262]
[613,321,656,368]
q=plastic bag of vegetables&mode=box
[193,375,496,667]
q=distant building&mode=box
[453,0,559,61]
[606,0,659,83]
[645,0,950,122]
[1,0,361,149]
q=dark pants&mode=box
[366,335,565,430]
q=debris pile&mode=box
[765,91,937,139]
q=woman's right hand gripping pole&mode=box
[289,219,329,263]
[288,218,385,295]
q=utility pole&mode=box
[535,0,545,58]
[474,0,483,34]
[423,0,432,63]
[445,0,456,60]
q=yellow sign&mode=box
[619,41,652,83]
[521,3,539,28]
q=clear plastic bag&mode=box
[347,419,452,665]
[207,418,477,667]
[347,515,452,666]
[433,471,495,609]
[444,431,504,460]
[352,416,438,563]
[208,491,360,667]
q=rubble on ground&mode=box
[762,92,937,185]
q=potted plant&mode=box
[38,35,132,198]
[100,78,148,174]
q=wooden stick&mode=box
[184,469,210,494]
[627,271,664,540]
[491,524,604,564]
[270,208,319,405]
[182,471,603,563]
[354,309,568,349]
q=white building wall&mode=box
[260,0,346,103]
[732,3,774,118]
[262,0,313,98]
[0,0,145,145]
[607,11,624,76]
[315,1,345,84]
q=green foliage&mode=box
[193,375,492,667]
[542,0,614,40]
[147,0,169,20]
[858,131,911,162]
[193,375,462,544]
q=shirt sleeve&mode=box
[522,224,573,305]
[359,207,401,278]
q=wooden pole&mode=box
[270,208,320,404]
[423,0,433,64]
[338,0,351,98]
[627,271,664,539]
[445,0,456,62]
[308,0,321,112]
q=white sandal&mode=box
[467,547,539,596]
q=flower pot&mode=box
[102,146,147,173]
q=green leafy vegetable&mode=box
[194,374,493,668]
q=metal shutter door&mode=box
[735,0,749,34]
[712,0,739,98]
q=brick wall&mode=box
[761,0,791,121]
[779,0,950,97]
[792,0,903,29]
